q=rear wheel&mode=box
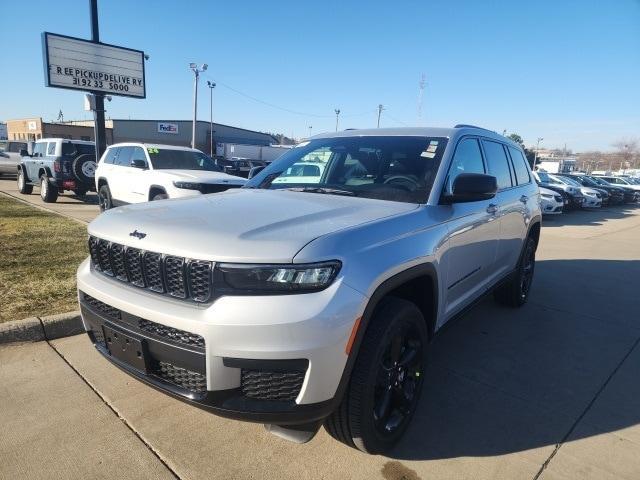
[17,170,33,194]
[324,297,427,454]
[494,236,536,307]
[39,174,58,203]
[73,188,88,197]
[152,193,168,201]
[98,184,113,211]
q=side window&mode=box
[482,140,512,190]
[115,147,133,166]
[130,147,147,165]
[508,146,531,185]
[47,142,56,155]
[33,142,46,157]
[103,148,118,164]
[446,138,485,192]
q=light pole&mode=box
[377,104,384,128]
[207,80,216,157]
[334,109,340,132]
[189,63,208,149]
[308,125,313,138]
[534,137,543,166]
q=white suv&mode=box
[78,126,541,453]
[95,143,245,210]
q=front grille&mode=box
[138,319,204,348]
[83,293,121,320]
[241,369,305,401]
[88,236,214,303]
[154,361,206,394]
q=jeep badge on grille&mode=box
[129,230,147,239]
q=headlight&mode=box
[173,181,202,190]
[215,261,341,293]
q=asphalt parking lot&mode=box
[1,184,640,479]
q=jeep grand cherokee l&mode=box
[77,126,541,453]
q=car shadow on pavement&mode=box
[390,259,640,460]
[542,204,639,227]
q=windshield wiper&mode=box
[283,187,356,197]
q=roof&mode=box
[37,138,95,145]
[312,125,519,147]
[107,142,199,152]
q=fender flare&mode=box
[331,263,439,406]
[148,185,168,200]
[37,166,53,179]
[17,164,29,181]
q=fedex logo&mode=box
[158,123,179,134]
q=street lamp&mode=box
[207,81,216,157]
[308,125,313,138]
[377,104,384,128]
[334,109,341,132]
[189,63,208,149]
[534,137,543,166]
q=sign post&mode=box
[41,0,146,164]
[90,0,106,164]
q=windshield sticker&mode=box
[147,147,159,154]
[429,140,439,146]
[426,144,438,153]
[421,151,436,158]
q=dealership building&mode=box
[6,118,277,154]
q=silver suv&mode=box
[77,126,541,453]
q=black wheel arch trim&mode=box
[330,263,439,409]
[149,184,167,200]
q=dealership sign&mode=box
[158,122,179,134]
[42,32,146,98]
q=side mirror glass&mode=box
[131,159,148,169]
[248,165,266,179]
[443,173,497,204]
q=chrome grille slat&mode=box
[89,236,213,303]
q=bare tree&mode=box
[612,138,639,170]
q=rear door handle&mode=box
[520,195,528,203]
[486,203,498,215]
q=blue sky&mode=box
[1,0,638,151]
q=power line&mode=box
[203,74,375,119]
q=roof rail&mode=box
[453,124,497,134]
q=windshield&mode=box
[244,136,448,203]
[555,175,581,187]
[148,149,222,171]
[535,171,561,184]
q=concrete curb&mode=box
[0,311,83,345]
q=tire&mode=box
[72,154,97,184]
[39,174,58,203]
[17,170,33,194]
[98,184,113,212]
[152,193,168,201]
[494,236,536,308]
[324,297,428,454]
[73,188,88,197]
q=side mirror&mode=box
[442,173,497,204]
[131,159,148,169]
[248,165,266,179]
[20,149,30,157]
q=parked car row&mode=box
[533,170,640,216]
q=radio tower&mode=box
[417,73,426,125]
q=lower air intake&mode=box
[241,369,305,401]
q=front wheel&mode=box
[98,184,113,212]
[17,170,33,194]
[39,174,58,203]
[494,236,536,307]
[324,297,427,454]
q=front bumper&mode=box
[77,258,366,424]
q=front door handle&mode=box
[520,195,528,203]
[486,203,498,215]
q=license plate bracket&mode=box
[103,323,148,373]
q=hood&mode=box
[156,169,246,185]
[539,187,561,197]
[88,188,418,263]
